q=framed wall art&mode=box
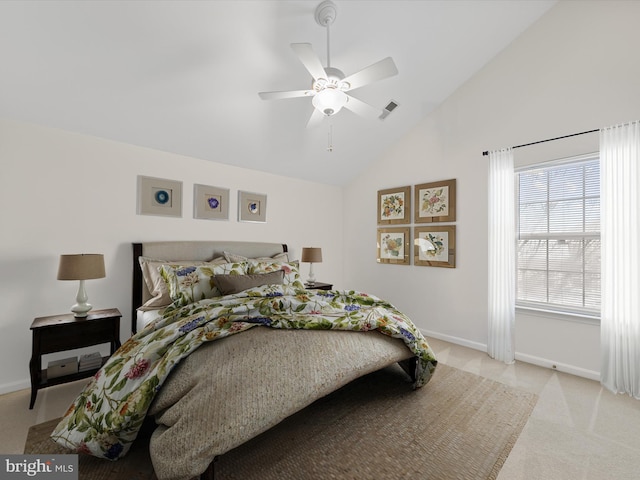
[137,175,182,218]
[414,226,456,268]
[193,184,229,220]
[377,185,411,225]
[238,190,267,223]
[414,179,456,223]
[377,227,410,265]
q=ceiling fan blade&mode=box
[291,43,327,82]
[342,57,398,91]
[306,108,325,128]
[343,95,382,119]
[259,89,314,100]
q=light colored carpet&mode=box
[24,363,537,480]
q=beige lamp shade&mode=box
[57,254,106,280]
[301,247,322,263]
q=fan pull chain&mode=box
[327,124,334,152]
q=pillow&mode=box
[246,260,305,289]
[223,251,290,263]
[139,257,204,310]
[138,256,228,310]
[160,261,248,307]
[213,270,285,295]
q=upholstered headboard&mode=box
[131,241,288,333]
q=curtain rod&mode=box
[482,128,600,156]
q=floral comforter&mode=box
[51,284,437,461]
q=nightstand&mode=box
[305,282,333,291]
[29,308,121,409]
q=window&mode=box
[516,154,600,317]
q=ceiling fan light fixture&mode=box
[312,88,348,116]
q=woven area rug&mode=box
[25,363,537,480]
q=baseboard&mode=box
[514,352,600,381]
[421,329,487,352]
[421,328,601,382]
[0,378,30,396]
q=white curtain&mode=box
[488,148,516,364]
[600,121,640,399]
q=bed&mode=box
[52,241,438,480]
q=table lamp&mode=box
[57,254,106,317]
[301,247,322,286]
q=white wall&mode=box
[343,0,640,379]
[0,119,344,394]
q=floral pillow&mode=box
[246,260,305,289]
[138,256,228,310]
[160,262,247,307]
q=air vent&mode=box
[379,100,399,120]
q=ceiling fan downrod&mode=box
[315,0,337,69]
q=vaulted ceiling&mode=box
[0,0,556,185]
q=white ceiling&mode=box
[0,0,556,186]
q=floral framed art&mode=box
[377,186,411,225]
[137,175,182,218]
[414,179,456,223]
[414,226,456,268]
[238,190,267,223]
[377,227,410,265]
[193,184,229,220]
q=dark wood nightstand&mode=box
[29,308,121,409]
[305,282,333,291]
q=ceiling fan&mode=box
[258,0,398,128]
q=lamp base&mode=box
[307,263,316,286]
[71,280,92,317]
[71,302,92,318]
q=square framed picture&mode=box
[193,184,229,220]
[414,179,456,223]
[377,186,411,225]
[377,227,410,265]
[238,191,267,223]
[414,226,456,268]
[137,175,182,217]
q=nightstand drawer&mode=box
[38,317,118,353]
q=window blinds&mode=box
[516,156,600,315]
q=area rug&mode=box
[25,363,537,480]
